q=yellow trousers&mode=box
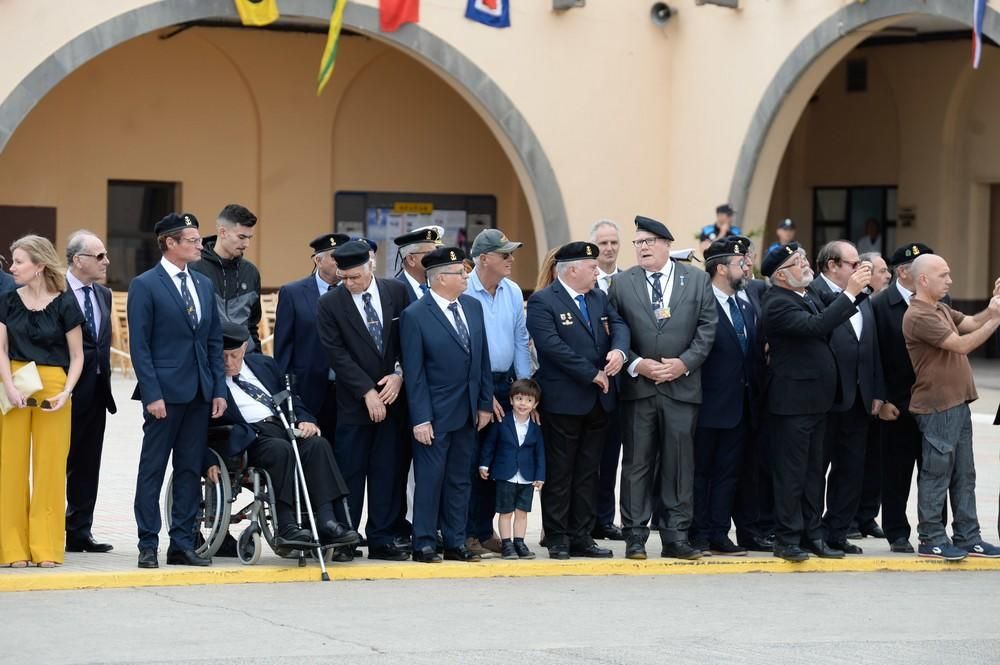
[0,361,72,564]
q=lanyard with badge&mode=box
[649,261,674,321]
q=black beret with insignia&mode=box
[704,236,750,262]
[332,240,373,271]
[394,226,443,248]
[309,233,351,255]
[889,242,933,267]
[222,321,250,350]
[554,241,599,263]
[154,212,199,237]
[353,236,378,253]
[761,242,801,278]
[634,215,674,241]
[422,246,466,270]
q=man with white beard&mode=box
[759,243,871,562]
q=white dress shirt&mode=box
[403,271,425,300]
[596,266,620,294]
[896,281,913,306]
[627,260,677,377]
[820,273,862,339]
[227,364,274,424]
[509,416,531,484]
[315,272,336,295]
[159,257,201,323]
[66,270,101,335]
[712,284,746,336]
[429,288,469,335]
[351,277,383,327]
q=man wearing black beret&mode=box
[526,241,629,559]
[394,226,443,304]
[400,246,493,563]
[128,212,227,568]
[760,242,871,562]
[608,215,717,561]
[317,241,412,560]
[689,237,763,556]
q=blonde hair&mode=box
[535,247,559,291]
[10,234,67,293]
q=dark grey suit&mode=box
[608,260,717,544]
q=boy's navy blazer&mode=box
[400,292,493,433]
[697,296,762,430]
[213,353,316,458]
[479,413,545,483]
[274,274,332,417]
[526,280,630,416]
[127,262,225,406]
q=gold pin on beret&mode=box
[449,250,457,261]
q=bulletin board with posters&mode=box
[334,192,496,279]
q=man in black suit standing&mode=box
[526,241,629,559]
[690,237,762,556]
[871,243,949,553]
[807,241,886,554]
[394,226,443,303]
[317,241,411,561]
[760,242,870,562]
[63,231,117,553]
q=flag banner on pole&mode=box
[235,0,279,27]
[317,0,347,95]
[973,0,986,69]
[465,0,510,29]
[381,0,419,32]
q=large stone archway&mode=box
[0,0,569,248]
[728,0,1000,234]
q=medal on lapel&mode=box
[560,312,574,326]
[601,315,610,335]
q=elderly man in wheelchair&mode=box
[204,322,360,555]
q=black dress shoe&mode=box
[591,523,625,541]
[625,536,647,560]
[548,545,570,560]
[737,534,775,552]
[827,539,863,555]
[393,536,413,553]
[435,532,445,554]
[691,539,712,555]
[570,543,613,558]
[66,534,113,553]
[443,546,481,562]
[166,549,211,566]
[274,525,316,550]
[773,543,809,562]
[319,520,360,547]
[801,539,844,559]
[368,544,410,561]
[709,538,748,556]
[330,546,354,562]
[137,548,158,569]
[890,537,915,553]
[859,521,885,539]
[660,540,703,560]
[412,547,442,563]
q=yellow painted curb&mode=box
[2,555,1000,592]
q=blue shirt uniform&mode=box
[464,269,532,379]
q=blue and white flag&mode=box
[465,0,510,28]
[973,0,986,69]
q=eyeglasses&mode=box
[25,398,53,409]
[632,238,661,248]
[76,252,108,261]
[439,271,467,277]
[730,259,748,269]
[491,252,513,260]
[179,237,203,245]
[837,259,861,269]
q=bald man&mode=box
[902,254,1000,561]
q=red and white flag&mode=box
[380,0,419,32]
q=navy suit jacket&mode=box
[526,281,629,416]
[127,263,225,406]
[0,271,14,294]
[400,292,493,433]
[396,272,422,305]
[211,354,316,458]
[697,296,762,430]
[72,280,117,414]
[479,413,545,483]
[274,274,333,417]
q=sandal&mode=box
[35,561,59,568]
[7,561,28,568]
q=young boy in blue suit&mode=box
[478,379,545,559]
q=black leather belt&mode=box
[251,416,283,431]
[492,371,515,384]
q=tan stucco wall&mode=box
[0,28,536,287]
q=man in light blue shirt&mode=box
[463,228,532,556]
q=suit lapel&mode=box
[96,285,111,338]
[424,296,469,353]
[155,264,196,331]
[629,269,659,329]
[552,281,593,338]
[377,279,395,350]
[667,261,686,311]
[715,299,741,348]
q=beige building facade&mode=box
[1,0,1000,302]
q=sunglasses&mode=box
[491,252,513,260]
[24,398,54,408]
[76,253,107,261]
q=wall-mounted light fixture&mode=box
[650,3,674,26]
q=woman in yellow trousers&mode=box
[0,235,84,568]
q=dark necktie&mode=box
[177,272,198,327]
[233,375,277,415]
[81,285,97,339]
[574,294,591,328]
[327,283,334,292]
[420,283,429,296]
[448,302,471,352]
[650,272,664,310]
[728,296,748,355]
[803,295,819,314]
[362,292,384,354]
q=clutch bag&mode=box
[0,361,44,415]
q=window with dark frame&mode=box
[812,186,897,260]
[106,180,178,291]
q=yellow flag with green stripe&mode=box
[235,0,279,27]
[316,0,347,95]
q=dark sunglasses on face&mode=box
[77,252,107,261]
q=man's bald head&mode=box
[911,254,951,302]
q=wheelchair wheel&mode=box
[164,448,232,558]
[237,526,262,565]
